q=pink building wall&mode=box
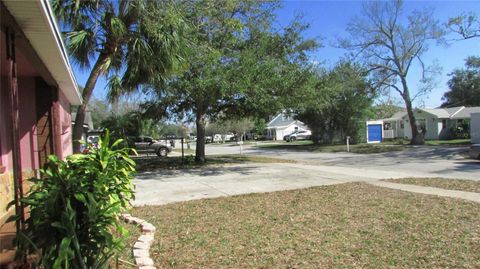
[58,89,73,158]
[18,77,39,172]
[1,81,73,172]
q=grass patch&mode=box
[424,139,471,146]
[257,141,404,154]
[132,183,480,268]
[384,177,480,193]
[134,154,294,172]
[382,138,471,146]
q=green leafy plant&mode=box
[13,131,136,268]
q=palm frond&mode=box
[106,75,124,104]
[110,16,127,39]
[65,30,96,69]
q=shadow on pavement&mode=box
[135,164,259,180]
[434,161,480,174]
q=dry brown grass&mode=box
[384,177,480,193]
[127,183,480,268]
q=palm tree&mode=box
[52,0,189,152]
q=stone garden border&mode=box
[120,213,157,269]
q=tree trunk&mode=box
[195,112,206,163]
[72,54,109,153]
[400,78,424,145]
[311,127,322,144]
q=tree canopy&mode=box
[442,56,480,107]
[143,0,317,162]
[296,62,374,144]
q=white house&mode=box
[266,112,310,140]
[368,106,480,140]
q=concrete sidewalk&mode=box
[132,162,434,206]
[369,181,480,203]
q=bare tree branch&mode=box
[339,0,444,144]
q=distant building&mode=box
[71,110,94,141]
[367,106,480,141]
[266,112,310,140]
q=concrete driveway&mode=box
[133,143,480,206]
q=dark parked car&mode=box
[470,144,480,160]
[132,136,171,157]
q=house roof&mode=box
[386,111,407,120]
[383,106,480,121]
[422,108,451,118]
[451,107,480,119]
[3,0,81,105]
[267,113,294,128]
[267,112,308,129]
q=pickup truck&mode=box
[132,136,171,157]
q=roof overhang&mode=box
[267,120,306,130]
[3,0,81,105]
[380,118,400,122]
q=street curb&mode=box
[120,213,157,269]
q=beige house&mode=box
[378,106,480,140]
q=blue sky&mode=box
[73,0,480,109]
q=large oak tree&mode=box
[145,0,317,162]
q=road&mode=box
[133,142,480,206]
[199,142,479,180]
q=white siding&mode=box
[400,112,440,140]
[275,124,308,140]
[425,116,439,140]
[472,113,480,143]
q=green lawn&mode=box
[257,141,404,154]
[123,183,480,268]
[384,177,480,193]
[380,138,471,146]
[424,139,471,146]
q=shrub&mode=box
[14,131,136,268]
